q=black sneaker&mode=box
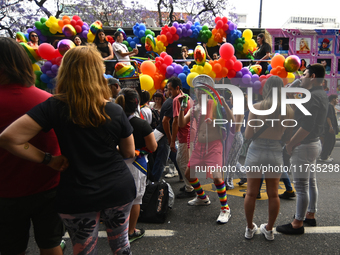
[179,185,186,192]
[129,228,145,243]
[304,218,317,226]
[279,191,296,199]
[176,190,196,199]
[276,223,304,235]
[237,178,247,186]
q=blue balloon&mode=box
[194,21,200,26]
[138,30,145,38]
[127,37,132,43]
[47,83,54,89]
[139,24,146,31]
[40,74,50,84]
[178,73,187,82]
[268,64,272,72]
[133,37,140,43]
[130,41,136,48]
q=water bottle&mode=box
[181,94,188,110]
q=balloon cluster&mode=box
[241,29,257,55]
[133,23,148,43]
[87,20,103,42]
[231,67,261,93]
[38,57,63,89]
[270,54,301,82]
[207,17,229,47]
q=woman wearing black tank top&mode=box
[94,29,114,75]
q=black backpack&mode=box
[138,181,169,223]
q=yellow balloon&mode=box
[148,88,156,99]
[32,63,40,72]
[208,71,216,79]
[196,65,204,74]
[243,29,253,41]
[140,74,154,91]
[186,72,199,87]
[203,63,212,74]
[287,72,295,83]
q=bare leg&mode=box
[185,166,196,183]
[265,177,280,230]
[244,177,262,229]
[40,246,63,255]
[128,204,140,235]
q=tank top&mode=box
[97,42,110,58]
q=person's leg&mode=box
[60,211,101,254]
[169,150,183,179]
[281,171,293,191]
[320,131,333,160]
[128,204,140,235]
[265,177,281,230]
[177,143,193,192]
[306,170,318,219]
[151,136,170,181]
[244,177,262,229]
[214,178,229,210]
[225,132,243,189]
[102,202,133,255]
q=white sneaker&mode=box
[173,169,179,177]
[165,168,175,178]
[245,223,258,239]
[216,209,231,224]
[188,196,211,206]
[324,157,334,163]
[260,223,274,241]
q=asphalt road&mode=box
[24,143,340,254]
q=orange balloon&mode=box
[212,28,217,35]
[160,34,167,43]
[221,67,228,77]
[58,20,64,28]
[213,63,222,74]
[218,58,225,67]
[140,61,156,77]
[63,19,71,25]
[270,67,278,75]
[271,54,285,68]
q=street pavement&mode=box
[25,142,340,254]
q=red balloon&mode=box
[222,17,228,24]
[173,34,179,41]
[72,15,81,21]
[215,17,222,23]
[164,55,173,66]
[38,43,56,60]
[225,59,234,69]
[160,52,167,58]
[222,24,229,31]
[166,32,172,40]
[219,43,235,60]
[227,69,236,78]
[160,63,168,74]
[70,20,77,27]
[76,20,84,27]
[233,61,243,72]
[259,75,267,81]
[216,20,223,29]
[170,26,177,34]
[55,57,63,66]
[231,56,237,63]
[74,25,82,34]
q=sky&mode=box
[228,0,340,28]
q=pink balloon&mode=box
[219,43,235,60]
[38,43,56,60]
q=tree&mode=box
[0,0,64,37]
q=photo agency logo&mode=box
[199,83,312,128]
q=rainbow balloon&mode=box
[145,34,156,52]
[115,63,135,78]
[284,55,301,73]
[57,39,76,56]
[249,64,262,75]
[16,32,27,43]
[194,45,206,66]
[90,21,103,35]
[20,43,41,63]
[62,24,76,37]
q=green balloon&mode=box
[34,70,42,79]
[122,40,129,46]
[235,38,242,44]
[141,36,146,44]
[35,21,43,30]
[128,47,133,52]
[40,17,48,23]
[152,32,155,37]
[202,25,209,31]
[145,29,152,35]
[42,24,49,31]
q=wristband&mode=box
[41,152,52,165]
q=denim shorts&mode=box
[244,138,284,178]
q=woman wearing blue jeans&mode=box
[243,76,294,241]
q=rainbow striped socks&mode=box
[216,181,229,210]
[189,178,206,200]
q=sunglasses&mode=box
[31,35,38,38]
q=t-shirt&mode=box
[173,94,191,143]
[129,117,153,149]
[0,84,60,198]
[156,98,173,134]
[112,42,130,65]
[140,106,152,125]
[254,42,271,60]
[325,103,338,132]
[27,97,136,214]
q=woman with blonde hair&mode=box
[243,76,294,241]
[299,38,310,52]
[0,46,136,254]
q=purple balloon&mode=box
[241,67,250,75]
[83,22,89,27]
[187,29,192,37]
[166,66,175,75]
[174,64,183,74]
[82,25,87,31]
[242,74,251,84]
[187,21,192,26]
[176,28,182,36]
[46,70,56,78]
[44,61,52,69]
[179,24,183,28]
[182,27,187,34]
[227,20,231,25]
[173,22,179,28]
[172,73,178,78]
[51,64,59,74]
[251,74,259,83]
[165,72,172,79]
[41,65,47,73]
[185,23,191,30]
[39,35,47,42]
[253,80,262,90]
[27,28,33,34]
[35,30,42,36]
[235,71,243,78]
[229,23,235,31]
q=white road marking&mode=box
[254,226,340,235]
[63,229,176,239]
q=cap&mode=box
[107,78,121,87]
[322,38,330,44]
[192,74,215,88]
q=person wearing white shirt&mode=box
[112,31,138,65]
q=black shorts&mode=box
[0,188,64,255]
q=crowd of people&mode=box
[0,26,338,254]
